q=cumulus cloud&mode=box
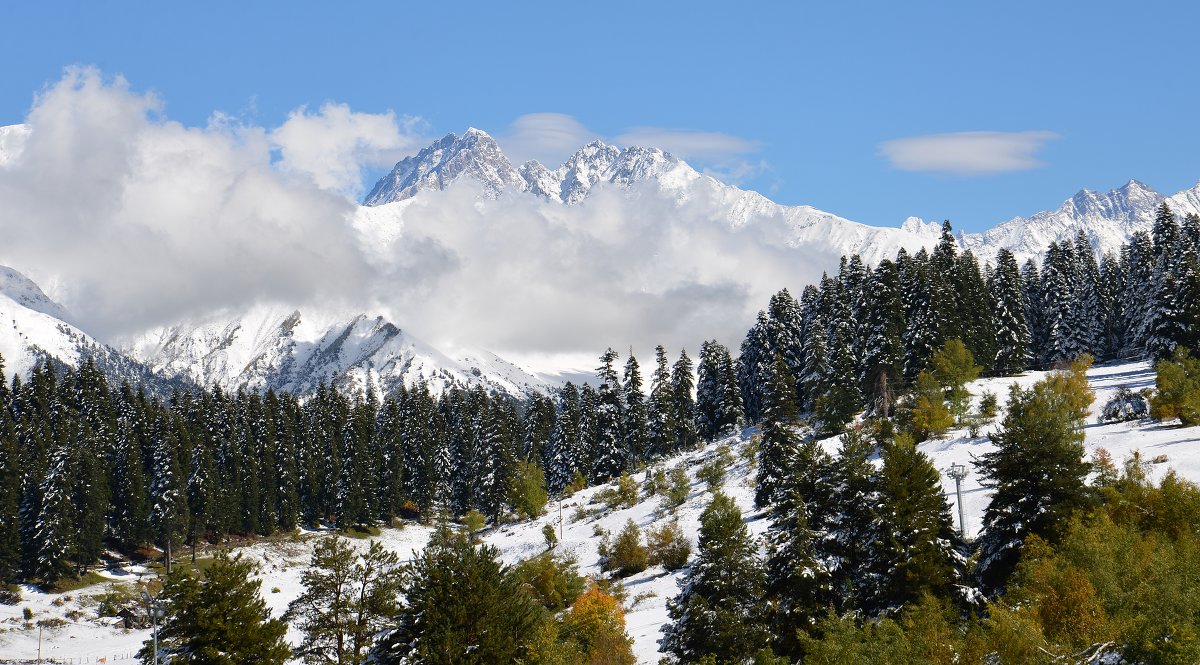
[879,130,1059,175]
[1,70,832,358]
[270,103,425,196]
[0,67,374,338]
[498,112,599,166]
[362,179,831,357]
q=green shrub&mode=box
[509,460,549,519]
[661,465,690,511]
[603,520,648,577]
[1151,347,1200,425]
[513,552,586,611]
[646,519,691,570]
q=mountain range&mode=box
[2,124,1199,397]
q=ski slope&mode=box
[1,359,1195,664]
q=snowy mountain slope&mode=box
[7,359,1199,664]
[361,129,944,265]
[0,265,179,391]
[956,179,1200,261]
[122,305,554,398]
[364,128,1200,266]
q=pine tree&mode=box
[34,438,73,585]
[286,537,405,665]
[373,527,543,665]
[975,360,1096,593]
[767,289,807,403]
[756,354,800,509]
[902,250,938,381]
[662,491,772,663]
[143,552,291,665]
[820,427,878,611]
[764,490,828,659]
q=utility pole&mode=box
[142,590,166,665]
[947,463,969,538]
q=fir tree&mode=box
[737,312,773,424]
[820,427,878,612]
[545,383,581,496]
[149,418,186,573]
[592,349,626,482]
[862,259,905,417]
[662,491,772,663]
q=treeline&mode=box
[732,203,1200,433]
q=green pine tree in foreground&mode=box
[142,551,290,665]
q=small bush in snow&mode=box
[602,520,648,577]
[1100,387,1150,423]
[661,465,690,511]
[647,519,692,571]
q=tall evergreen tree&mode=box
[621,353,648,470]
[974,361,1095,593]
[662,491,772,663]
[670,350,698,452]
[755,354,801,508]
[592,349,625,481]
[737,312,772,424]
[990,248,1032,374]
[646,346,676,460]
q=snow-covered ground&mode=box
[1,359,1194,664]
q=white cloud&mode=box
[879,130,1059,175]
[498,112,599,166]
[0,72,825,358]
[270,102,425,196]
[0,67,373,338]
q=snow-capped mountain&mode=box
[363,129,944,265]
[0,265,176,390]
[365,128,1200,265]
[122,306,553,398]
[957,179,1200,260]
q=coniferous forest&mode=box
[2,203,1200,663]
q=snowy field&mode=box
[1,359,1195,664]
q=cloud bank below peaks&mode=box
[1,69,835,357]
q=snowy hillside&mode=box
[122,305,554,398]
[5,358,1197,664]
[0,265,175,391]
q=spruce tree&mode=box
[592,349,626,481]
[990,248,1032,374]
[621,353,648,469]
[737,312,773,424]
[820,427,878,611]
[670,349,698,452]
[756,354,800,509]
[862,259,905,417]
[646,346,676,459]
[662,491,772,663]
[546,383,581,495]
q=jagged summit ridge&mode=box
[363,129,687,206]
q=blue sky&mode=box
[2,1,1198,232]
